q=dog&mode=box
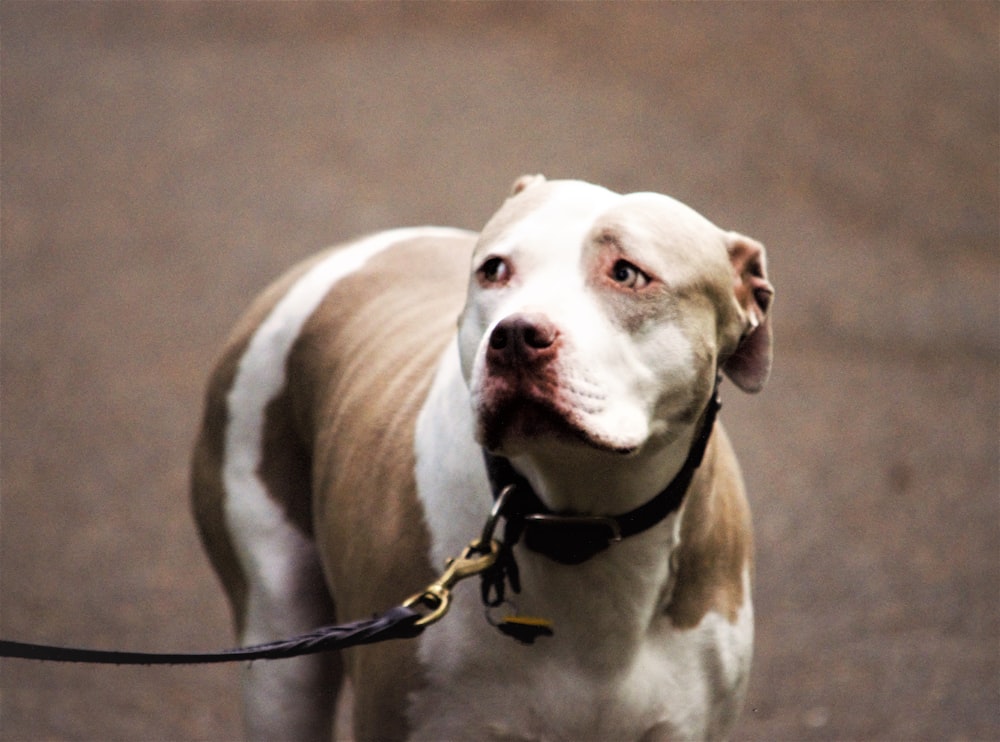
[191,175,773,741]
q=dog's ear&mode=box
[722,233,774,393]
[510,173,546,196]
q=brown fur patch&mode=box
[257,388,314,537]
[277,233,476,737]
[666,424,754,629]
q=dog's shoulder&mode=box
[666,423,754,630]
[285,229,475,428]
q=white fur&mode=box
[414,338,491,566]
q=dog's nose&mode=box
[488,314,558,366]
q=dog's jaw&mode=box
[470,344,648,457]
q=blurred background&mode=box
[1,3,996,740]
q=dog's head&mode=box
[458,176,773,458]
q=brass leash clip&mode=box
[403,539,500,626]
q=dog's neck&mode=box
[496,370,720,519]
[480,378,721,569]
[501,425,699,517]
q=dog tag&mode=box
[497,615,554,644]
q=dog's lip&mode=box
[475,363,644,456]
[476,394,641,457]
[567,424,641,456]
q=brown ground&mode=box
[1,3,996,740]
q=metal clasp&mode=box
[403,539,500,626]
[480,484,517,545]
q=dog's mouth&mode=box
[475,378,639,456]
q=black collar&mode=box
[483,377,722,566]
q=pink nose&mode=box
[487,314,559,367]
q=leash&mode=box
[1,380,722,663]
[0,537,504,665]
[0,606,425,665]
[0,498,548,663]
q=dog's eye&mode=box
[610,260,649,290]
[478,257,510,285]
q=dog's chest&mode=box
[407,574,752,741]
[411,355,753,740]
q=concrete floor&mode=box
[1,3,996,740]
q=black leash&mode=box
[0,517,512,664]
[0,506,528,664]
[0,540,505,664]
[0,606,424,666]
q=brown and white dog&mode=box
[191,176,773,741]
